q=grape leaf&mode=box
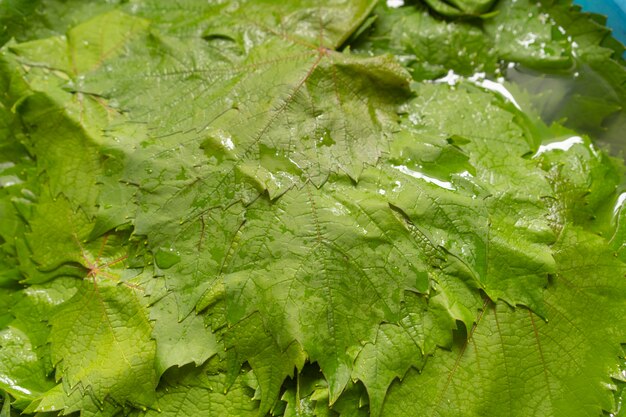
[49,281,157,407]
[0,1,625,417]
[381,227,626,417]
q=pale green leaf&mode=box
[381,227,626,417]
[49,282,157,407]
[0,2,625,417]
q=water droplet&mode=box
[316,128,336,148]
[154,247,181,269]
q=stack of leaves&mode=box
[1,0,626,416]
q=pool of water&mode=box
[506,63,626,157]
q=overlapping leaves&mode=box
[0,1,625,417]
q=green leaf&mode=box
[26,382,122,417]
[422,0,497,17]
[0,278,76,410]
[132,363,260,417]
[0,393,8,417]
[352,293,456,417]
[381,227,626,416]
[0,1,626,416]
[0,0,124,46]
[0,327,55,405]
[150,293,219,376]
[353,3,497,79]
[49,281,157,407]
[484,0,572,68]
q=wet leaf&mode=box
[0,1,625,416]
